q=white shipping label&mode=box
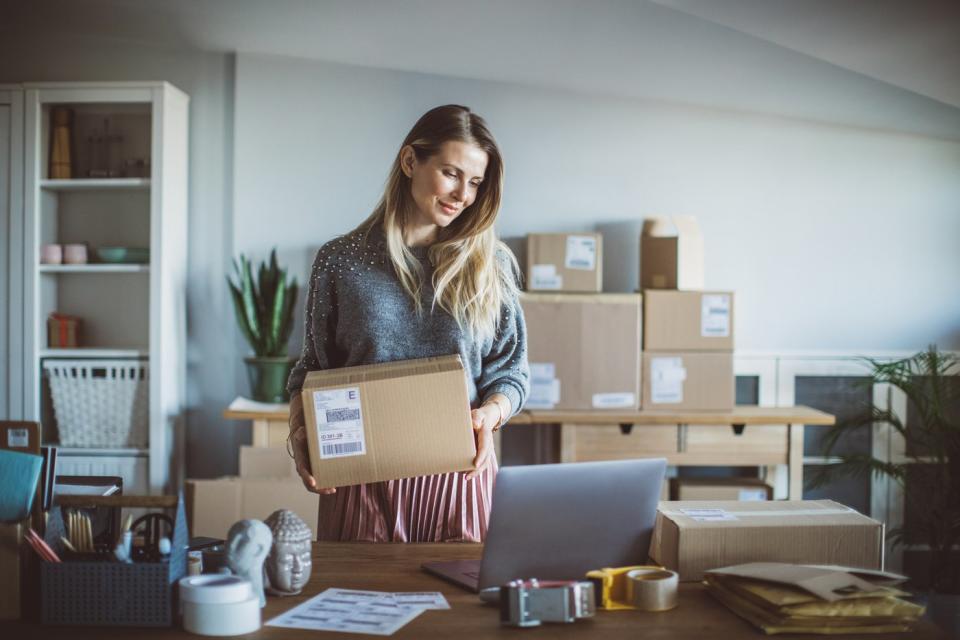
[592,393,636,409]
[312,387,366,459]
[531,264,563,290]
[564,236,597,270]
[701,294,731,338]
[6,428,29,448]
[527,363,560,409]
[650,357,686,404]
[680,508,738,522]
[738,489,769,502]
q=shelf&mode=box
[40,178,151,191]
[39,264,149,273]
[50,446,149,457]
[39,348,148,358]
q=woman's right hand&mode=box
[290,424,337,495]
[289,424,337,495]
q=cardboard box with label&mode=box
[522,293,642,410]
[526,232,603,292]
[649,500,884,581]
[642,351,733,411]
[301,355,476,487]
[669,477,773,501]
[185,477,320,539]
[644,290,734,351]
[640,215,704,290]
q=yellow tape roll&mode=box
[586,565,676,610]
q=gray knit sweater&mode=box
[287,224,530,419]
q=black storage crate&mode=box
[40,495,188,626]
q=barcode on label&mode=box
[322,442,363,456]
[326,408,360,423]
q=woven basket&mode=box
[44,359,149,448]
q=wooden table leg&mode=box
[252,418,269,447]
[560,423,576,463]
[787,423,805,500]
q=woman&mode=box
[286,104,530,543]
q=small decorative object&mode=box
[62,243,88,264]
[47,312,80,348]
[225,519,272,608]
[48,107,74,179]
[41,243,63,264]
[227,249,299,402]
[96,246,150,264]
[263,510,313,596]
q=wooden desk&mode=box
[510,406,835,500]
[224,399,835,500]
[3,542,943,638]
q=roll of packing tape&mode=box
[179,575,254,604]
[182,596,261,636]
[626,567,679,612]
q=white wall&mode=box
[234,52,960,354]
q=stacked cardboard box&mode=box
[526,233,602,293]
[643,290,734,411]
[521,293,642,411]
[523,232,642,410]
[641,216,734,411]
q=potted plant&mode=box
[809,346,959,632]
[227,249,299,403]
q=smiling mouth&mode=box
[439,202,460,214]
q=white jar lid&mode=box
[179,574,254,604]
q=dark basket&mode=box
[40,494,188,626]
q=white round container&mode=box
[179,575,260,636]
[182,597,260,636]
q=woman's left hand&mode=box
[465,403,500,480]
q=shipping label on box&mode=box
[643,351,733,411]
[301,355,476,488]
[522,293,641,411]
[650,500,884,582]
[526,233,602,292]
[644,290,735,351]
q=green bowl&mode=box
[96,247,150,264]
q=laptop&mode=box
[422,457,666,592]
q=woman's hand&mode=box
[288,392,337,495]
[465,400,504,480]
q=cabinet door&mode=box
[0,89,24,419]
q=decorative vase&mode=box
[244,356,296,403]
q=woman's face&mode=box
[401,140,489,232]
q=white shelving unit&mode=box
[19,82,189,494]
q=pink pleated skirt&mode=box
[316,457,498,543]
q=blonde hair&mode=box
[358,105,518,341]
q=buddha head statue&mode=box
[263,509,313,596]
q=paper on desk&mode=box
[266,588,449,635]
[229,396,288,412]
